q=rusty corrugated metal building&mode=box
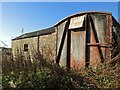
[12,11,119,70]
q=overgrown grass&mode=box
[2,52,99,90]
[79,59,120,88]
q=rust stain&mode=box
[70,56,75,69]
[89,21,101,66]
[106,15,112,60]
[70,30,86,69]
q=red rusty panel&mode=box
[89,21,101,66]
[71,30,86,70]
[106,15,112,60]
[88,14,112,67]
[90,14,107,44]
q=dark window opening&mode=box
[24,44,28,51]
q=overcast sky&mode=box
[1,2,119,47]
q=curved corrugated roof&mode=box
[54,11,112,26]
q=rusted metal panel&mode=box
[89,20,101,66]
[90,14,107,44]
[56,20,68,67]
[106,15,112,60]
[71,30,86,70]
[88,14,112,66]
